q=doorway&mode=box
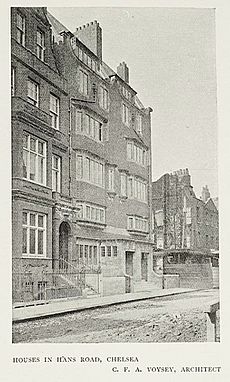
[125,251,134,276]
[59,222,71,270]
[141,253,148,281]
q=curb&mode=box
[12,288,204,323]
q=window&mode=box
[50,94,60,129]
[137,115,143,135]
[52,155,61,192]
[120,173,127,197]
[122,104,130,125]
[77,203,105,224]
[107,246,112,257]
[127,176,147,202]
[122,86,132,101]
[127,141,147,166]
[76,153,104,187]
[16,12,25,46]
[113,246,118,257]
[75,111,103,142]
[22,211,46,256]
[99,87,109,110]
[127,216,148,233]
[36,29,45,61]
[27,79,39,107]
[108,167,115,192]
[11,67,15,96]
[101,246,106,257]
[23,133,46,185]
[79,70,88,96]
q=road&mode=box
[12,289,219,343]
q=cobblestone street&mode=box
[12,289,219,343]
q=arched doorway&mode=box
[59,222,71,270]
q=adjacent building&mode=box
[152,169,219,252]
[152,169,219,289]
[11,7,161,304]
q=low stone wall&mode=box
[163,274,180,289]
[164,263,213,289]
[102,276,126,296]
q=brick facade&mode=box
[152,169,219,252]
[11,7,161,302]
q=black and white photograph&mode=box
[10,5,220,344]
[3,0,230,380]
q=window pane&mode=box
[22,228,27,253]
[38,156,44,184]
[38,141,44,155]
[30,138,36,151]
[22,212,27,225]
[38,215,44,228]
[23,150,28,178]
[38,230,44,254]
[30,214,36,226]
[29,229,36,254]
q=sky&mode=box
[49,7,218,198]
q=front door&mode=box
[125,251,134,276]
[141,253,148,281]
[59,222,70,270]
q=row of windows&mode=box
[77,203,105,224]
[16,12,45,61]
[76,244,99,265]
[121,174,147,202]
[127,141,148,167]
[22,134,148,204]
[76,153,104,187]
[127,216,149,232]
[73,42,98,73]
[75,111,103,142]
[76,244,118,262]
[21,211,149,258]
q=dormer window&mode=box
[36,29,45,61]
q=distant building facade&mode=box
[11,7,161,303]
[152,169,219,252]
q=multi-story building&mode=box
[11,7,161,303]
[152,169,219,252]
[152,169,219,289]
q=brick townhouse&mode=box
[11,7,161,303]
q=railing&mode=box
[204,301,220,342]
[12,257,101,306]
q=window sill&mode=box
[77,220,106,228]
[127,229,149,235]
[22,255,48,259]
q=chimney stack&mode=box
[201,185,211,203]
[117,62,129,83]
[75,20,102,61]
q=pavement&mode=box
[12,288,201,322]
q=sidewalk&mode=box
[12,288,199,322]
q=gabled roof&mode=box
[205,198,218,212]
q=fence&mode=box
[12,258,101,307]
